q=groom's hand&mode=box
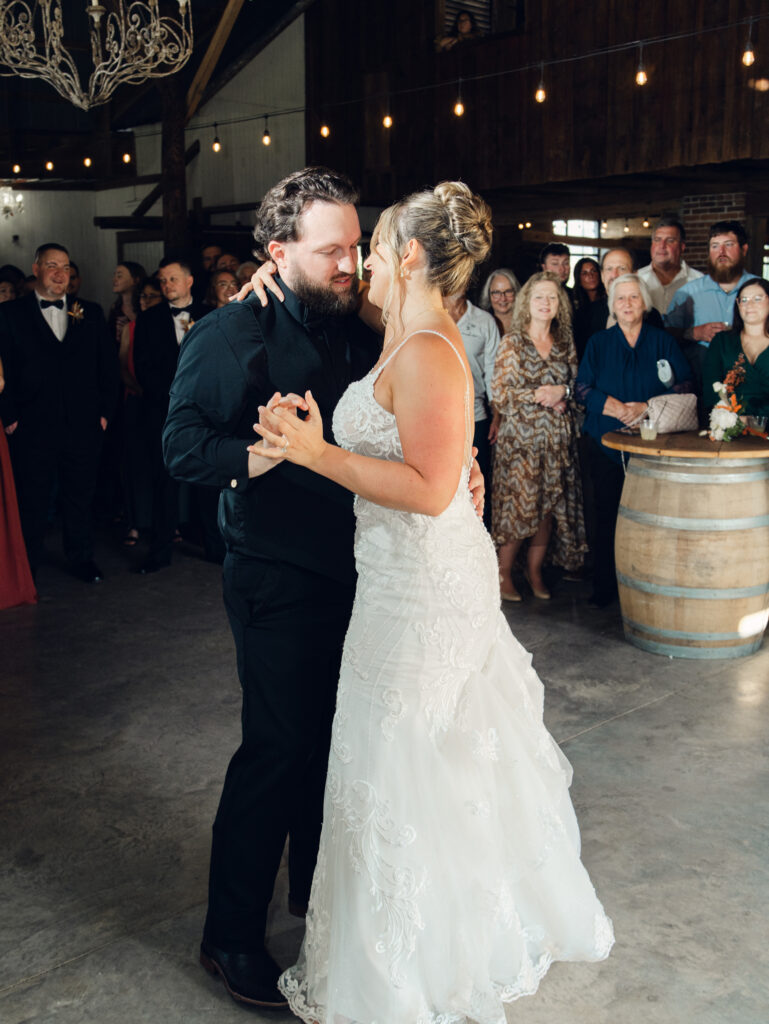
[255,392,310,440]
[468,448,485,518]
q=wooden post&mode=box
[158,78,189,251]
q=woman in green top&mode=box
[703,278,769,417]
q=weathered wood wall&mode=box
[305,0,769,203]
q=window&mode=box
[763,243,769,282]
[442,0,491,35]
[552,219,600,286]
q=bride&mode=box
[251,181,613,1024]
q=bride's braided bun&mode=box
[375,181,493,313]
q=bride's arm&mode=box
[251,334,467,516]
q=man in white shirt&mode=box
[444,290,499,528]
[637,217,702,316]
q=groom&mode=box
[164,168,382,1008]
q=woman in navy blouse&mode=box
[576,273,693,607]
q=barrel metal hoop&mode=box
[621,616,766,642]
[630,455,769,469]
[622,631,764,660]
[618,504,769,531]
[616,571,769,600]
[627,463,769,484]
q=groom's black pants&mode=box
[203,553,355,952]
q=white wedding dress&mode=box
[278,331,614,1024]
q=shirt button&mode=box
[230,478,238,489]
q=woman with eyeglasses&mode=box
[206,269,240,308]
[119,276,164,546]
[702,277,769,421]
[478,267,520,336]
[571,257,606,360]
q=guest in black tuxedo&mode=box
[132,257,207,573]
[0,243,119,582]
[163,169,383,1009]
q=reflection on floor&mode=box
[1,537,767,1024]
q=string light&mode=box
[383,113,393,128]
[12,163,20,174]
[743,20,756,66]
[535,63,546,103]
[525,221,532,229]
[122,152,131,164]
[83,156,92,167]
[635,43,648,85]
[320,123,330,138]
[600,219,608,232]
[262,116,271,146]
[518,222,524,229]
[642,216,650,228]
[453,78,464,117]
[623,219,630,234]
[212,122,221,152]
[45,160,54,171]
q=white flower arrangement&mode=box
[702,379,745,442]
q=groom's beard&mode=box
[291,269,359,316]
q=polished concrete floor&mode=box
[1,533,767,1024]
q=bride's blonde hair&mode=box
[373,181,492,324]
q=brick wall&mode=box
[681,193,747,272]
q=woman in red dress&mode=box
[0,355,37,608]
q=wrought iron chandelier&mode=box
[0,1,193,111]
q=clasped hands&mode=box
[248,391,327,467]
[603,395,649,426]
[533,384,567,413]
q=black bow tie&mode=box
[40,299,64,310]
[170,304,194,316]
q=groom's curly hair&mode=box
[252,167,359,262]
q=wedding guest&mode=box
[201,244,223,273]
[0,265,25,296]
[108,261,145,346]
[0,275,19,304]
[436,8,483,50]
[215,251,240,274]
[67,261,82,298]
[576,273,692,607]
[540,242,572,302]
[119,276,163,546]
[478,267,520,335]
[237,261,259,284]
[492,271,585,601]
[571,257,605,359]
[0,242,119,582]
[206,269,240,308]
[0,353,37,609]
[133,258,207,573]
[702,278,769,418]
[637,217,702,316]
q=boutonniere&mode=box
[182,318,195,333]
[68,302,84,323]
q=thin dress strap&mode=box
[373,328,474,469]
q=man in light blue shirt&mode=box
[664,220,756,343]
[664,220,756,398]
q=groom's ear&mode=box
[267,239,289,272]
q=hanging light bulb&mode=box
[383,113,393,128]
[642,216,650,228]
[45,160,54,171]
[454,77,464,116]
[623,219,630,234]
[320,123,330,138]
[517,222,524,230]
[635,43,648,86]
[743,20,756,66]
[535,63,546,103]
[212,122,222,152]
[83,157,92,168]
[122,152,131,164]
[525,221,532,229]
[262,116,271,146]
[12,163,20,175]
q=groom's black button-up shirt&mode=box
[163,282,379,585]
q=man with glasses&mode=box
[637,217,702,316]
[664,220,756,393]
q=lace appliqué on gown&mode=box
[278,331,613,1024]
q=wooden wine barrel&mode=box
[613,450,769,658]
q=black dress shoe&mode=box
[71,560,104,583]
[132,558,170,575]
[199,940,288,1009]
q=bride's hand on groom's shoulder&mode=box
[232,260,284,305]
[468,448,485,518]
[249,390,327,467]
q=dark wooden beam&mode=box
[159,78,188,248]
[132,139,200,219]
[94,217,163,229]
[186,0,246,123]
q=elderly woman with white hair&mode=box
[478,266,520,336]
[576,272,693,606]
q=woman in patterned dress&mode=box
[491,272,586,601]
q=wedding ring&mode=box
[281,438,290,453]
